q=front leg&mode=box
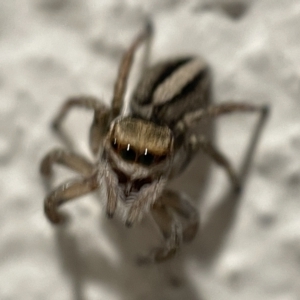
[44,172,99,224]
[161,190,199,243]
[125,177,167,227]
[103,164,122,218]
[137,200,182,264]
[138,190,199,264]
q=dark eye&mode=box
[138,152,155,166]
[120,145,136,162]
[111,138,118,150]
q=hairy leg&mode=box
[40,148,94,179]
[139,190,199,264]
[138,200,181,264]
[161,190,199,243]
[103,164,119,219]
[174,102,269,190]
[125,177,166,227]
[189,134,240,191]
[140,20,153,74]
[175,102,269,133]
[111,20,153,119]
[89,108,110,156]
[51,95,109,154]
[44,172,99,224]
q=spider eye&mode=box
[138,152,155,166]
[120,145,136,162]
[111,138,118,150]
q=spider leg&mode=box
[174,102,269,191]
[125,177,166,227]
[111,20,153,119]
[138,190,198,264]
[51,95,110,155]
[103,165,119,218]
[44,172,99,224]
[161,190,199,243]
[89,107,110,156]
[138,200,182,264]
[188,134,241,191]
[140,19,153,74]
[175,102,269,133]
[40,149,94,179]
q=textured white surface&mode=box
[1,0,300,299]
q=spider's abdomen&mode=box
[130,57,212,131]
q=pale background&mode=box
[1,0,300,300]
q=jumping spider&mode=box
[40,21,268,263]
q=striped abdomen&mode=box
[130,57,212,130]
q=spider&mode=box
[40,21,268,263]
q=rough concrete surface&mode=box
[1,0,300,299]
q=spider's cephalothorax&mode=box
[101,117,174,224]
[40,21,268,263]
[106,117,174,179]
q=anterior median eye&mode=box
[120,145,136,162]
[111,138,118,150]
[138,152,154,166]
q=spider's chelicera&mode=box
[40,21,268,263]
